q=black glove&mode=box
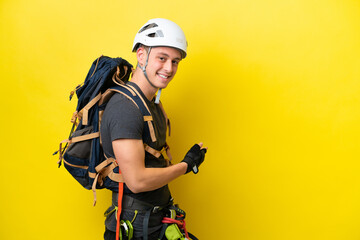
[181,144,207,174]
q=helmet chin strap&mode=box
[154,88,162,104]
[137,47,162,104]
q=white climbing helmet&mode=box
[132,18,188,58]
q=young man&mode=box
[100,18,207,240]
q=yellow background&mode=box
[1,0,360,239]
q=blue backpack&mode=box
[54,56,170,205]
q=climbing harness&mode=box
[115,196,198,240]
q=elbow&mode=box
[127,185,142,194]
[125,180,147,194]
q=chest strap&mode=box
[144,143,172,163]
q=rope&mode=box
[161,217,189,239]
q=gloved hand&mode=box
[181,144,207,174]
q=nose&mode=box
[163,60,173,73]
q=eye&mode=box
[159,57,166,61]
[172,60,179,65]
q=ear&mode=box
[136,47,147,66]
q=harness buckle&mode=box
[152,206,161,213]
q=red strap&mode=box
[162,217,189,239]
[115,171,124,240]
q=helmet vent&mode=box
[139,23,158,33]
[147,30,164,38]
[156,30,164,37]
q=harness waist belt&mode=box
[118,195,172,213]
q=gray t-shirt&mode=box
[100,82,171,206]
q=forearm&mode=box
[113,139,207,194]
[113,138,190,193]
[128,162,187,193]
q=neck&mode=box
[131,69,158,101]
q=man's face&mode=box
[142,46,182,89]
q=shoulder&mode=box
[106,93,141,115]
[101,93,144,141]
[103,93,143,125]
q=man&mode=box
[100,18,207,240]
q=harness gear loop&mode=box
[161,217,189,239]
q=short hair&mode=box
[136,44,150,53]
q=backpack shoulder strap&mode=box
[100,84,172,161]
[158,100,171,136]
[107,84,157,142]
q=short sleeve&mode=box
[101,93,144,151]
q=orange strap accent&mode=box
[70,132,100,143]
[126,84,151,113]
[79,93,102,125]
[144,144,172,161]
[120,85,141,98]
[99,89,115,105]
[95,157,116,172]
[88,172,96,178]
[96,162,117,187]
[90,56,102,78]
[112,65,131,85]
[166,146,173,162]
[112,66,125,85]
[57,140,68,164]
[92,158,113,206]
[116,176,124,240]
[99,110,104,145]
[71,111,78,125]
[147,121,156,142]
[63,159,88,169]
[123,87,157,141]
[161,144,172,161]
[91,157,124,206]
[92,174,100,206]
[143,116,156,142]
[57,133,100,165]
[109,88,138,108]
[118,84,136,96]
[95,157,124,183]
[144,144,162,158]
[108,171,124,182]
[143,116,153,121]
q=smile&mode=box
[158,73,170,79]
